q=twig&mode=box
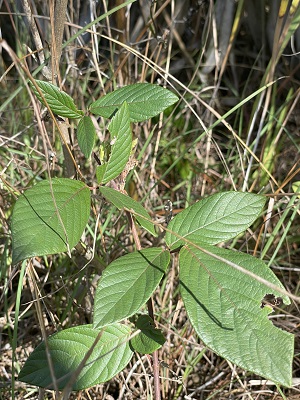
[53,0,68,70]
[20,0,52,79]
[27,262,60,396]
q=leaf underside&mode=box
[179,244,294,387]
[12,178,91,263]
[18,324,133,390]
[165,191,266,250]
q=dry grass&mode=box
[1,1,300,399]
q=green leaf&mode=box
[96,164,107,183]
[89,83,178,122]
[77,116,96,158]
[179,244,294,387]
[31,80,84,118]
[12,178,90,264]
[98,102,132,184]
[93,248,170,329]
[130,315,165,354]
[18,324,133,390]
[276,3,300,63]
[165,192,266,250]
[99,186,157,236]
[292,181,300,198]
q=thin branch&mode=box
[52,0,68,73]
[20,0,52,79]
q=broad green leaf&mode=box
[98,102,132,184]
[130,315,165,354]
[99,186,157,236]
[179,244,293,387]
[12,178,90,264]
[31,80,84,118]
[77,116,96,158]
[18,324,133,390]
[93,248,170,329]
[165,192,265,250]
[89,83,178,122]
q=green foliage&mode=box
[30,80,84,118]
[11,178,90,264]
[18,324,133,390]
[165,192,266,250]
[130,315,166,354]
[12,81,294,391]
[93,248,170,329]
[96,102,132,184]
[89,83,179,122]
[77,116,96,159]
[179,244,293,387]
[99,186,157,236]
[292,181,300,197]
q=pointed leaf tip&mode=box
[165,191,266,250]
[19,324,133,390]
[93,248,170,329]
[31,80,84,119]
[77,116,96,158]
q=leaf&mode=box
[18,324,133,390]
[93,248,170,329]
[99,186,157,237]
[165,192,266,250]
[276,2,300,63]
[292,181,300,198]
[77,116,96,158]
[31,80,84,118]
[130,315,165,354]
[98,102,132,184]
[179,244,294,387]
[12,178,90,264]
[96,164,107,183]
[89,83,178,122]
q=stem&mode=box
[125,211,161,400]
[146,298,161,400]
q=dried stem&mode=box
[20,0,52,79]
[52,0,68,74]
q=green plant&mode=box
[11,81,294,397]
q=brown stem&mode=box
[53,0,68,70]
[147,298,161,400]
[50,0,76,178]
[20,0,52,79]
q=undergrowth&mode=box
[1,1,300,399]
